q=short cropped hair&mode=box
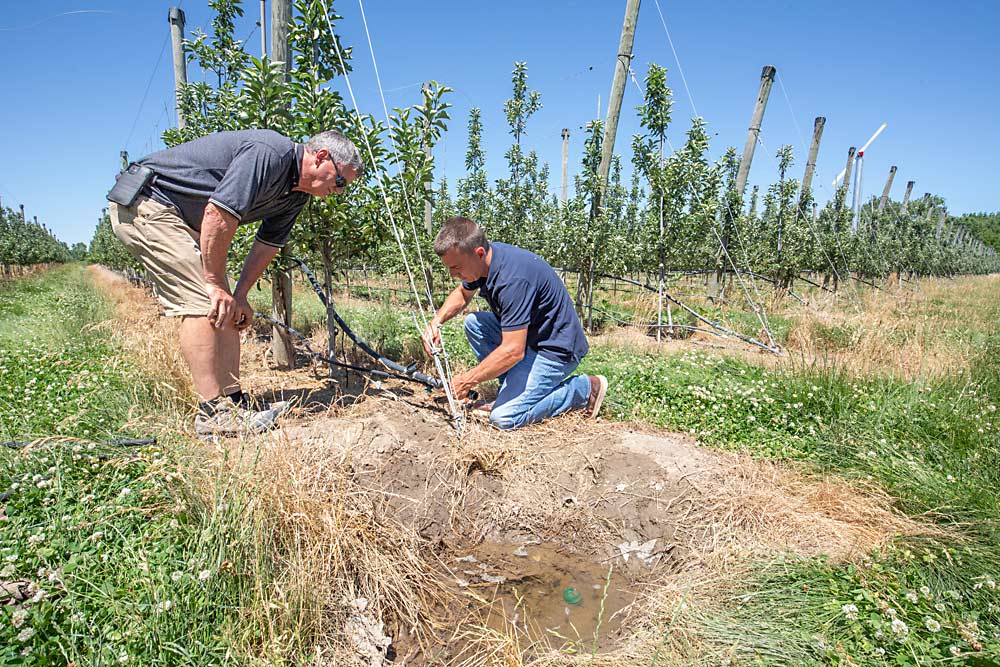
[433,217,490,256]
[305,130,364,173]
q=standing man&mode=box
[107,129,361,436]
[422,217,608,430]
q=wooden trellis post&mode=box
[710,65,775,302]
[168,8,187,129]
[270,0,296,369]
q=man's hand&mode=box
[450,369,479,401]
[233,295,254,331]
[207,285,243,330]
[421,319,442,357]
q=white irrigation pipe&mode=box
[318,0,463,432]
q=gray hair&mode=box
[434,217,490,256]
[305,130,363,172]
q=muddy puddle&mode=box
[446,542,637,653]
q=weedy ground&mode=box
[1,266,998,666]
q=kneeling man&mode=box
[423,217,607,430]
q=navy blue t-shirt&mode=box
[463,243,589,364]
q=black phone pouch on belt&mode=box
[107,163,155,207]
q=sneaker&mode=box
[585,375,608,419]
[195,400,282,437]
[239,394,294,417]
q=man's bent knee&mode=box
[488,412,518,431]
[464,312,484,335]
[489,404,530,431]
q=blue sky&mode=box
[2,0,998,245]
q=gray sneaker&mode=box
[195,400,282,437]
[239,394,294,417]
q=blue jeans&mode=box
[463,311,591,430]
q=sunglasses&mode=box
[333,161,347,189]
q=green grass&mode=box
[0,266,277,666]
[247,280,479,370]
[578,335,1000,664]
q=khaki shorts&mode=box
[109,196,212,317]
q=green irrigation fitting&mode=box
[563,587,583,605]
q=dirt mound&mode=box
[272,402,918,563]
[234,398,928,663]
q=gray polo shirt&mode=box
[140,129,311,248]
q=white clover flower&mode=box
[27,533,44,546]
[841,603,859,620]
[11,608,28,629]
[886,607,898,619]
[891,618,909,636]
[925,617,941,632]
[873,647,885,656]
[946,474,956,483]
[0,564,14,578]
[17,627,35,642]
[119,487,132,497]
[987,579,996,590]
[198,569,212,581]
[171,571,183,582]
[920,585,931,597]
[906,590,919,603]
[950,646,962,656]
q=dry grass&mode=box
[86,265,195,405]
[693,458,942,569]
[593,274,1000,381]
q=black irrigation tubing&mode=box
[794,273,837,294]
[288,257,443,389]
[3,437,156,450]
[255,312,440,390]
[589,305,727,338]
[851,274,884,291]
[1,437,156,502]
[323,282,453,302]
[597,273,783,356]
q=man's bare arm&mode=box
[230,241,280,330]
[421,284,476,356]
[450,328,527,400]
[199,202,242,328]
